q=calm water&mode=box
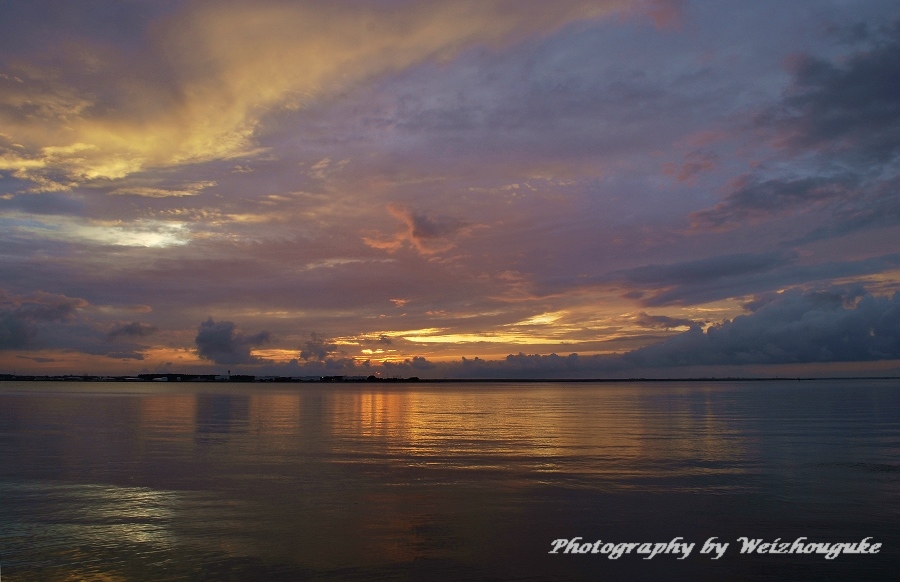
[0,380,898,581]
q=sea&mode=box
[0,379,898,581]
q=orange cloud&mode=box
[363,204,473,255]
[1,0,633,191]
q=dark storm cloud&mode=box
[381,355,434,374]
[299,333,338,361]
[0,294,135,361]
[0,290,87,323]
[0,289,88,349]
[106,321,158,341]
[195,318,270,365]
[623,288,900,367]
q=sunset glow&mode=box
[2,0,899,378]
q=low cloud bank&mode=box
[371,288,900,378]
[195,318,270,365]
[0,290,88,350]
[622,289,899,369]
[238,287,900,378]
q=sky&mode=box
[2,0,900,378]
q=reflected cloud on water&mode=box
[1,381,898,580]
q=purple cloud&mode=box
[195,318,270,365]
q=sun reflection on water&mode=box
[4,381,896,580]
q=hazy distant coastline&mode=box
[2,373,898,384]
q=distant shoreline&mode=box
[2,374,899,383]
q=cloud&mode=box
[363,204,471,254]
[635,312,700,330]
[0,288,163,361]
[0,312,31,350]
[774,23,900,162]
[663,151,718,185]
[299,333,338,361]
[195,317,270,364]
[623,288,900,367]
[108,181,217,198]
[0,289,88,322]
[0,289,89,349]
[607,251,900,307]
[0,0,634,190]
[809,181,900,239]
[639,0,687,28]
[690,175,859,231]
[691,21,900,233]
[0,192,85,215]
[382,355,435,374]
[381,23,722,171]
[16,355,57,363]
[106,321,158,341]
[609,251,793,305]
[384,287,900,378]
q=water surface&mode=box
[1,380,898,580]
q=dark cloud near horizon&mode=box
[382,355,434,374]
[299,333,338,361]
[17,355,57,363]
[0,288,158,360]
[132,285,900,379]
[399,287,900,377]
[195,318,270,365]
[623,288,900,367]
[0,289,88,349]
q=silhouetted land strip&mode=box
[1,373,898,383]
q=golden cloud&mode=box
[0,0,631,190]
